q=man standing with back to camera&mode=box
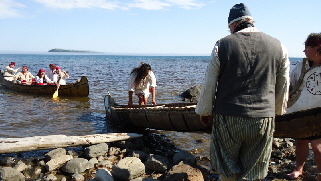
[195,3,290,181]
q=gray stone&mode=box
[46,155,73,172]
[45,148,67,161]
[95,168,114,181]
[173,150,196,164]
[14,160,29,172]
[180,85,202,102]
[98,160,113,169]
[131,150,149,162]
[113,140,133,149]
[84,143,109,158]
[88,157,98,169]
[163,161,204,181]
[0,167,25,181]
[108,147,121,156]
[43,174,57,181]
[1,157,17,167]
[71,173,84,181]
[145,154,170,173]
[61,158,89,174]
[111,157,145,180]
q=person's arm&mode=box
[275,44,290,115]
[128,91,133,107]
[35,76,41,83]
[195,43,220,126]
[26,73,34,85]
[151,87,156,105]
[149,71,157,105]
[128,72,136,107]
[63,71,70,78]
[13,73,20,84]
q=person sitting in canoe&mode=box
[13,66,35,85]
[128,62,157,107]
[287,33,321,180]
[35,69,55,85]
[52,66,69,85]
[3,62,20,81]
[48,63,57,81]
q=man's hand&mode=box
[200,115,213,127]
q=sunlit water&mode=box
[0,53,302,161]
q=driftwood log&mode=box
[0,133,142,154]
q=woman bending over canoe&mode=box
[287,33,321,180]
[128,63,157,107]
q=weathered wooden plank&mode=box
[0,133,142,154]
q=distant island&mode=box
[48,48,98,53]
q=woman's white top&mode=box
[128,71,157,95]
[287,59,321,113]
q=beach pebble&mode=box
[163,161,204,181]
[0,167,25,180]
[84,143,108,158]
[61,158,89,174]
[112,157,145,180]
[173,150,196,165]
[145,154,171,173]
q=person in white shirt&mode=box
[287,33,321,180]
[195,3,289,181]
[35,69,54,85]
[3,62,20,81]
[47,64,57,81]
[52,66,69,85]
[128,63,157,107]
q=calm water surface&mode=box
[0,53,302,160]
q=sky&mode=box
[0,0,320,57]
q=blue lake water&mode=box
[0,53,302,159]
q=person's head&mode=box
[131,62,152,84]
[49,64,56,70]
[304,33,321,60]
[9,62,15,68]
[228,3,254,34]
[56,66,61,73]
[22,66,28,72]
[37,69,46,76]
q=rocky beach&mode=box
[0,131,319,181]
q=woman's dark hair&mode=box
[131,63,151,85]
[305,33,321,54]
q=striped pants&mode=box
[210,114,274,181]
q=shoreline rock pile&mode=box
[0,133,319,181]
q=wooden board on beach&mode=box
[0,133,142,154]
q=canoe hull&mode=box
[104,94,321,138]
[104,95,209,131]
[0,74,89,97]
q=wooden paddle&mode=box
[52,85,59,98]
[53,75,62,98]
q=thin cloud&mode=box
[0,0,25,19]
[33,0,120,10]
[165,0,205,9]
[128,0,204,10]
[34,0,205,10]
[128,0,170,10]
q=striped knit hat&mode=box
[228,3,253,26]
